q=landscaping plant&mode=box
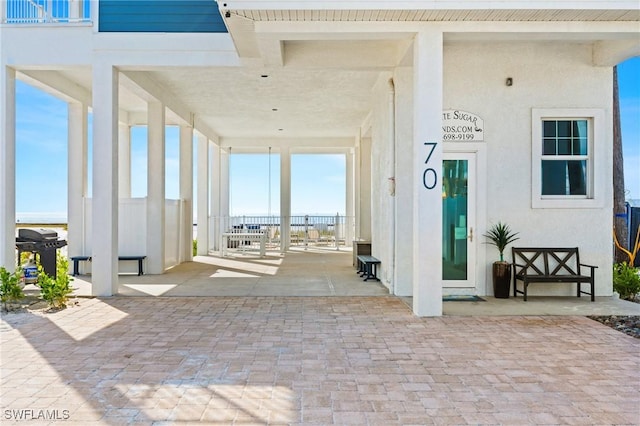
[612,225,640,301]
[38,253,74,310]
[483,222,520,262]
[0,266,24,311]
[613,261,640,301]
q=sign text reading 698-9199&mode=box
[443,132,476,141]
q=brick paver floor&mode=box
[1,296,639,425]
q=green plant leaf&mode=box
[613,262,640,301]
[483,222,520,262]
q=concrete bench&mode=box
[512,247,597,301]
[71,255,146,276]
[357,255,381,281]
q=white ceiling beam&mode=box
[220,137,355,150]
[254,20,640,38]
[256,37,284,66]
[127,111,186,127]
[222,13,261,58]
[120,71,190,123]
[194,116,220,145]
[593,39,640,66]
[118,110,130,126]
[120,71,220,142]
[18,70,91,105]
[282,40,404,69]
[255,21,415,39]
[127,111,219,142]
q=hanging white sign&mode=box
[442,110,484,141]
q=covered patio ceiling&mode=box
[15,1,640,146]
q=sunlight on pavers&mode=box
[2,297,638,425]
[121,284,178,296]
[42,299,128,342]
[114,383,296,423]
[196,256,280,275]
[211,269,260,278]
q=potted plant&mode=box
[484,222,519,298]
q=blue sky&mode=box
[13,56,640,222]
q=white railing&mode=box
[2,0,91,24]
[212,215,355,252]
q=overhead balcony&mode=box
[2,0,228,33]
[1,0,91,24]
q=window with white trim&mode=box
[532,109,605,209]
[541,119,589,197]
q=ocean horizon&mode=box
[16,213,67,224]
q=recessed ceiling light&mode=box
[278,128,283,131]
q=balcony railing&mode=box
[211,215,355,252]
[2,0,91,24]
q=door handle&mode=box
[468,227,473,242]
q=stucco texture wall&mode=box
[443,41,613,296]
[367,41,613,297]
[369,74,396,290]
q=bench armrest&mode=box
[580,263,598,275]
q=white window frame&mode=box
[532,108,605,209]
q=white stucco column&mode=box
[394,67,414,297]
[69,0,81,19]
[146,101,165,274]
[67,101,88,260]
[91,62,119,296]
[354,137,361,240]
[118,122,131,198]
[345,150,355,247]
[179,125,193,262]
[196,133,209,255]
[413,31,444,316]
[359,137,372,240]
[0,66,16,270]
[211,143,222,251]
[280,147,291,253]
[219,147,230,232]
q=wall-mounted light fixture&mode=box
[505,77,513,87]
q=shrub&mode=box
[38,253,74,310]
[613,262,640,301]
[193,239,197,256]
[0,267,24,311]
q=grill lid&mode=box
[18,228,58,241]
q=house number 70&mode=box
[422,142,438,190]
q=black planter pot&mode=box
[492,262,511,299]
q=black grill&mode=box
[16,228,67,279]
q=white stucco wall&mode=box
[442,41,613,296]
[369,74,396,290]
[393,67,414,296]
[367,40,613,297]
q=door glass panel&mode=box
[442,160,468,280]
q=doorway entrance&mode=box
[442,153,477,289]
